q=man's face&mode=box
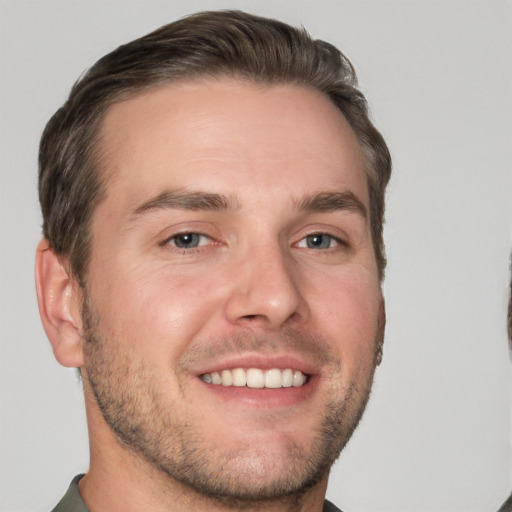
[81,78,384,502]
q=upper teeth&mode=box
[200,368,307,388]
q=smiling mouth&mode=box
[200,368,308,388]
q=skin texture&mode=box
[36,78,385,512]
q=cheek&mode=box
[86,258,226,359]
[305,269,381,362]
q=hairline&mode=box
[94,72,371,185]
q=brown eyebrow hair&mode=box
[298,191,367,218]
[132,190,237,216]
[131,189,367,219]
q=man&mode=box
[35,10,391,512]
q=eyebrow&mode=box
[131,189,367,219]
[132,190,237,217]
[298,191,367,218]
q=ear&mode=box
[376,293,386,365]
[35,239,84,368]
[378,293,386,341]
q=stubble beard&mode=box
[81,297,377,508]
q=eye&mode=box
[166,233,211,249]
[297,233,341,250]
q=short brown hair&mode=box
[39,10,392,284]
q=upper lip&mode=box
[193,353,320,377]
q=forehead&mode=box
[97,78,368,211]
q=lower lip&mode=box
[196,376,318,409]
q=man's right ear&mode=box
[35,239,84,368]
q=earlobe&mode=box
[35,239,84,368]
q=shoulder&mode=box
[323,498,344,512]
[50,475,89,512]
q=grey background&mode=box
[1,1,511,511]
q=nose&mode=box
[224,243,308,330]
